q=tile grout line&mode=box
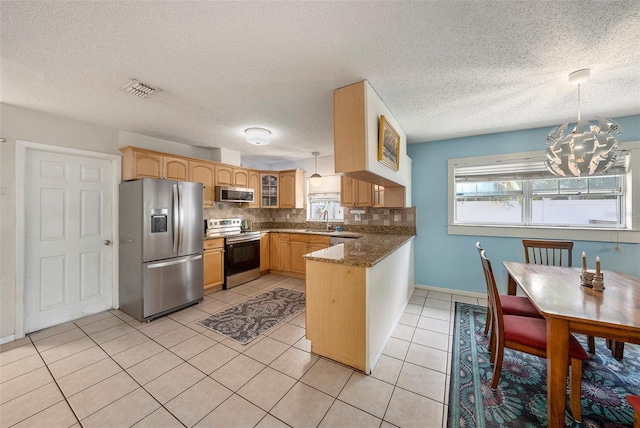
[13,280,455,427]
[11,331,85,427]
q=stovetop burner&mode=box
[205,218,260,241]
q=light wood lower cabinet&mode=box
[270,233,285,271]
[305,238,414,373]
[270,233,330,278]
[203,238,224,292]
[289,235,309,275]
[306,260,367,371]
[260,232,270,274]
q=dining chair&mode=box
[522,239,625,359]
[480,249,588,422]
[476,242,542,339]
[626,395,640,428]
[522,239,573,267]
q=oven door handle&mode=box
[226,237,261,244]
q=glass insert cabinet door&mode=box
[261,174,278,207]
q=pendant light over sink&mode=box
[309,152,322,187]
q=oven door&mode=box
[225,238,260,279]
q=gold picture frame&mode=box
[378,115,400,171]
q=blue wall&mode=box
[407,115,640,294]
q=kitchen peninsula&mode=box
[304,233,415,373]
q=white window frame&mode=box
[447,141,640,244]
[306,174,344,223]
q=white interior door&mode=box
[25,149,114,333]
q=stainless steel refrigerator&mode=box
[119,178,204,322]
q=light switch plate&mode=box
[355,214,361,222]
[394,214,400,221]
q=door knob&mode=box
[104,240,111,246]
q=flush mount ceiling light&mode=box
[309,152,322,187]
[122,80,156,98]
[245,127,271,146]
[545,68,621,177]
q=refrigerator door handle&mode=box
[147,254,203,269]
[178,184,185,253]
[172,183,179,254]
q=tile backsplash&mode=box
[204,203,416,234]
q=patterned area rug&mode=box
[197,287,305,344]
[448,302,640,427]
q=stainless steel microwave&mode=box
[214,186,255,203]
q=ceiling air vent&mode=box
[122,80,156,98]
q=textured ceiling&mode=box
[1,1,639,164]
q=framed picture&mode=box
[378,115,400,171]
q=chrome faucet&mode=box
[324,211,332,231]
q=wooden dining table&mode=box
[503,261,640,428]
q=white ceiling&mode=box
[2,1,639,164]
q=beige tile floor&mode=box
[0,274,486,428]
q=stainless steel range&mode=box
[206,218,261,289]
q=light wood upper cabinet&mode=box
[121,147,189,181]
[163,156,189,181]
[215,165,249,187]
[121,148,162,180]
[261,173,279,208]
[279,169,306,209]
[248,170,261,208]
[132,151,162,178]
[233,168,249,187]
[341,176,373,207]
[189,161,216,207]
[215,165,233,186]
[355,179,373,207]
[120,147,317,209]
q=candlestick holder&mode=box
[592,273,605,291]
[581,270,604,290]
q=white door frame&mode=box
[15,140,120,338]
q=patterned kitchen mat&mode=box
[196,287,305,344]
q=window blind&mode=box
[307,174,341,195]
[454,153,628,182]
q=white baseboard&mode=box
[415,283,486,299]
[0,334,16,345]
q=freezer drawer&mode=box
[142,254,203,320]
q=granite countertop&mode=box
[204,229,362,240]
[303,233,415,267]
[204,229,415,268]
[264,228,362,238]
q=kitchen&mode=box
[2,2,640,427]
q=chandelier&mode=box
[545,69,621,177]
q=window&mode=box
[307,175,344,222]
[453,155,627,228]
